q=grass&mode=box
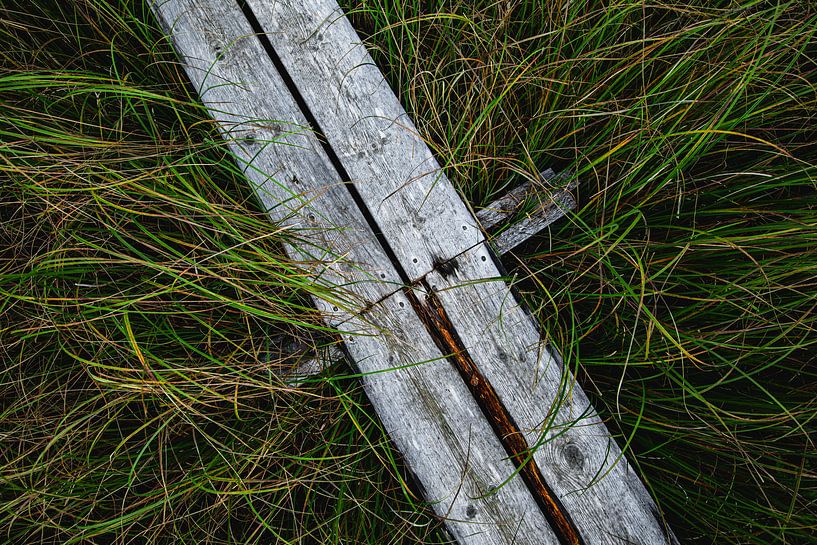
[1,0,816,544]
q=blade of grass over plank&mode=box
[476,169,578,254]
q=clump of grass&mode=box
[0,1,448,543]
[347,1,817,543]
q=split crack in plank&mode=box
[341,290,561,545]
[410,282,583,545]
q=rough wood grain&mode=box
[151,0,401,325]
[339,290,561,545]
[243,0,483,281]
[476,169,577,254]
[426,245,680,545]
[488,190,576,255]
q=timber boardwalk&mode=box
[151,1,679,543]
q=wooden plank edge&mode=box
[265,339,345,386]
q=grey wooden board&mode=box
[488,190,576,255]
[244,0,483,281]
[153,1,678,542]
[340,290,560,545]
[265,336,345,385]
[475,169,578,255]
[150,0,401,325]
[476,169,560,230]
[287,343,344,380]
[426,245,680,545]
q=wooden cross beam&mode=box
[150,1,678,544]
[278,168,576,380]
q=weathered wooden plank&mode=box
[425,245,679,545]
[151,0,401,324]
[477,170,559,230]
[488,190,575,255]
[339,290,561,545]
[476,169,577,254]
[266,336,345,385]
[243,0,483,281]
[287,343,343,380]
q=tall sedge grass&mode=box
[1,0,815,544]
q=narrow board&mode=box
[426,245,680,545]
[340,291,560,545]
[151,0,400,324]
[475,169,578,255]
[488,189,576,255]
[243,0,483,281]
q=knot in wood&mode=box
[562,443,584,471]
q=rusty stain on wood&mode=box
[410,284,584,545]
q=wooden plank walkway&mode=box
[150,1,679,544]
